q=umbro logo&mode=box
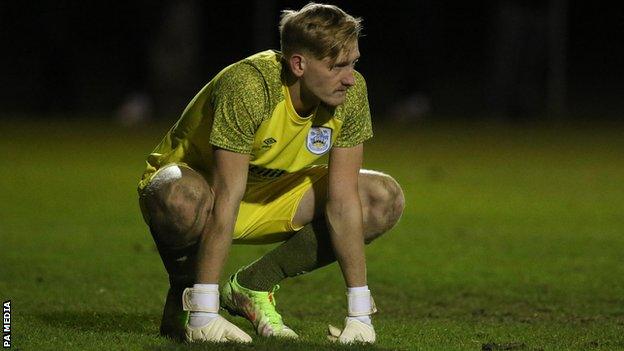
[262,137,277,149]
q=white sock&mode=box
[188,284,220,327]
[347,285,372,326]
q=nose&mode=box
[342,69,356,87]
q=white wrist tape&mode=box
[182,286,220,313]
[347,287,378,317]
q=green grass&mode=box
[1,117,623,350]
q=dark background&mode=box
[1,1,622,123]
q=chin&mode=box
[323,96,347,107]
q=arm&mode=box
[326,143,366,287]
[195,148,249,283]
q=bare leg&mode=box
[138,165,213,339]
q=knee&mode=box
[142,166,212,247]
[362,173,405,243]
[165,178,210,223]
[370,175,405,230]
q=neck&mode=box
[285,74,319,117]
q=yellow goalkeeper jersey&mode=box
[139,50,373,189]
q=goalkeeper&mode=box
[138,2,405,344]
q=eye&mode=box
[331,60,358,71]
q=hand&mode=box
[327,318,376,344]
[186,315,253,343]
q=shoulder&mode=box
[213,60,265,93]
[340,70,369,112]
[242,50,285,103]
[213,50,283,103]
[242,50,283,77]
[223,50,282,84]
[354,70,367,84]
[352,70,368,94]
[349,70,369,99]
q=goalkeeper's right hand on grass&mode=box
[327,287,377,344]
[182,286,252,343]
[327,318,376,344]
[185,314,252,343]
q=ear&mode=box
[288,53,305,78]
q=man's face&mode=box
[301,41,360,107]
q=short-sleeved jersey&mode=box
[138,50,373,189]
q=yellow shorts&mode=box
[234,164,328,244]
[140,164,328,245]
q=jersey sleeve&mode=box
[333,71,373,148]
[209,63,269,154]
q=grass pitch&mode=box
[1,117,623,350]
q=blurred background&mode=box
[1,0,622,125]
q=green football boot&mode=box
[220,272,298,339]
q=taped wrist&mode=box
[182,285,220,313]
[347,286,378,317]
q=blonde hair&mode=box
[279,3,363,63]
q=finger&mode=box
[225,326,253,343]
[328,324,342,337]
[328,324,342,338]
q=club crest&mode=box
[306,126,332,155]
